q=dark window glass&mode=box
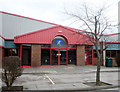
[117,50,120,57]
[68,45,76,48]
[94,50,101,58]
[85,49,92,65]
[94,50,97,57]
[111,51,117,57]
[85,45,92,49]
[52,49,58,65]
[41,44,50,47]
[41,49,50,65]
[12,49,18,56]
[5,49,11,56]
[60,50,66,65]
[5,49,18,56]
[106,51,110,57]
[68,49,76,65]
[22,48,31,66]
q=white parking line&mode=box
[45,74,55,85]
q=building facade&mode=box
[0,11,120,67]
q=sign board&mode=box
[5,40,17,48]
[51,36,68,48]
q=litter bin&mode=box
[106,58,112,67]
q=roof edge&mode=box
[101,33,120,36]
[0,35,5,40]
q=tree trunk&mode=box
[96,56,101,85]
[4,70,9,87]
[95,43,101,86]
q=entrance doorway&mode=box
[52,49,58,65]
[22,48,31,66]
[60,50,66,65]
[52,49,67,65]
[41,36,76,66]
[85,49,93,65]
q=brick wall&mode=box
[94,58,103,66]
[111,58,117,66]
[77,45,85,66]
[0,47,4,68]
[0,47,2,68]
[94,58,98,65]
[31,45,41,67]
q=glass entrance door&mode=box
[51,49,76,65]
[60,50,66,65]
[52,49,67,65]
[52,49,58,65]
[22,48,31,66]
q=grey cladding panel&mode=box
[0,13,3,46]
[0,37,4,46]
[2,13,55,39]
[0,13,2,35]
[101,34,120,42]
[0,38,2,46]
[118,1,120,39]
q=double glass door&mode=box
[52,49,67,65]
[41,48,76,65]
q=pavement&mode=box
[0,66,120,91]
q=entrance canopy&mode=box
[14,25,93,45]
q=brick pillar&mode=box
[31,45,41,67]
[77,45,85,66]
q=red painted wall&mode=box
[14,25,93,45]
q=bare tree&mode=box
[65,4,114,85]
[2,56,23,88]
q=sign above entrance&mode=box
[56,39,63,46]
[51,36,68,48]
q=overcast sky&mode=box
[0,0,119,33]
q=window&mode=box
[111,51,117,57]
[94,50,101,58]
[41,44,50,47]
[106,50,119,58]
[5,49,18,56]
[22,47,31,66]
[117,51,120,56]
[94,50,119,58]
[68,45,76,48]
[41,49,50,65]
[94,50,97,57]
[106,50,110,57]
[85,45,92,49]
[68,49,76,65]
[85,49,92,65]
